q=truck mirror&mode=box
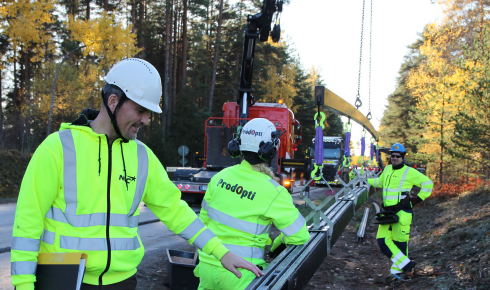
[296,124,302,131]
[294,135,302,144]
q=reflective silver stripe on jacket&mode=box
[11,237,40,252]
[49,130,147,228]
[59,130,78,215]
[383,167,410,196]
[202,200,270,235]
[178,218,206,240]
[383,195,407,200]
[128,140,148,216]
[279,213,305,237]
[41,229,55,245]
[192,229,216,250]
[374,179,381,187]
[269,179,280,187]
[420,188,432,193]
[421,181,433,187]
[222,244,265,260]
[60,236,140,251]
[11,261,37,275]
[46,207,139,228]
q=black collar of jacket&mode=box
[71,109,100,127]
[392,163,405,170]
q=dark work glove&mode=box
[411,196,423,207]
[269,243,286,259]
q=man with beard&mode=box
[11,58,262,290]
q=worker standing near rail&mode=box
[195,118,310,290]
[367,143,433,279]
[11,58,262,290]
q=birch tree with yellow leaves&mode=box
[407,23,468,183]
[0,0,55,151]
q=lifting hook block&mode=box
[355,95,362,109]
[314,112,326,129]
[366,111,372,120]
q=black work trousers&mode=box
[81,274,137,290]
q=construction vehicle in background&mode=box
[171,0,303,204]
[306,136,349,186]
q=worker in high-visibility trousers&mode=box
[367,143,433,280]
[195,118,310,290]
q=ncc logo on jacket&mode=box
[217,179,256,200]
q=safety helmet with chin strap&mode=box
[102,58,162,142]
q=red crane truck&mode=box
[172,101,303,204]
[171,0,307,204]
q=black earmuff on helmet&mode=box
[258,129,286,162]
[228,138,241,158]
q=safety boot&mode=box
[402,260,417,279]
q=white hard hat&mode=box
[239,118,278,153]
[104,58,162,113]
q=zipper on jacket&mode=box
[99,136,113,286]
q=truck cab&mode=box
[308,136,349,186]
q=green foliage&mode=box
[0,0,345,179]
[450,23,490,177]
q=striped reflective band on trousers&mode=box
[382,167,410,202]
[45,130,148,228]
[391,252,410,269]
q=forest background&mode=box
[380,0,490,185]
[3,0,490,195]
[0,0,344,174]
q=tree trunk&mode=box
[86,0,91,19]
[169,2,179,132]
[139,0,146,56]
[131,0,136,33]
[0,70,3,146]
[203,1,212,108]
[208,0,224,114]
[439,96,445,184]
[181,0,188,93]
[162,0,173,134]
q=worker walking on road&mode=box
[11,58,262,290]
[195,118,310,290]
[367,143,433,279]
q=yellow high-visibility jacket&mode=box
[198,160,310,267]
[368,164,433,207]
[11,117,228,290]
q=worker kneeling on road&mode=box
[367,143,433,280]
[195,118,310,290]
[11,58,262,290]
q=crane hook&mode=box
[355,95,362,109]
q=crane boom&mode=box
[237,0,283,126]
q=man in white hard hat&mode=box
[11,58,263,290]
